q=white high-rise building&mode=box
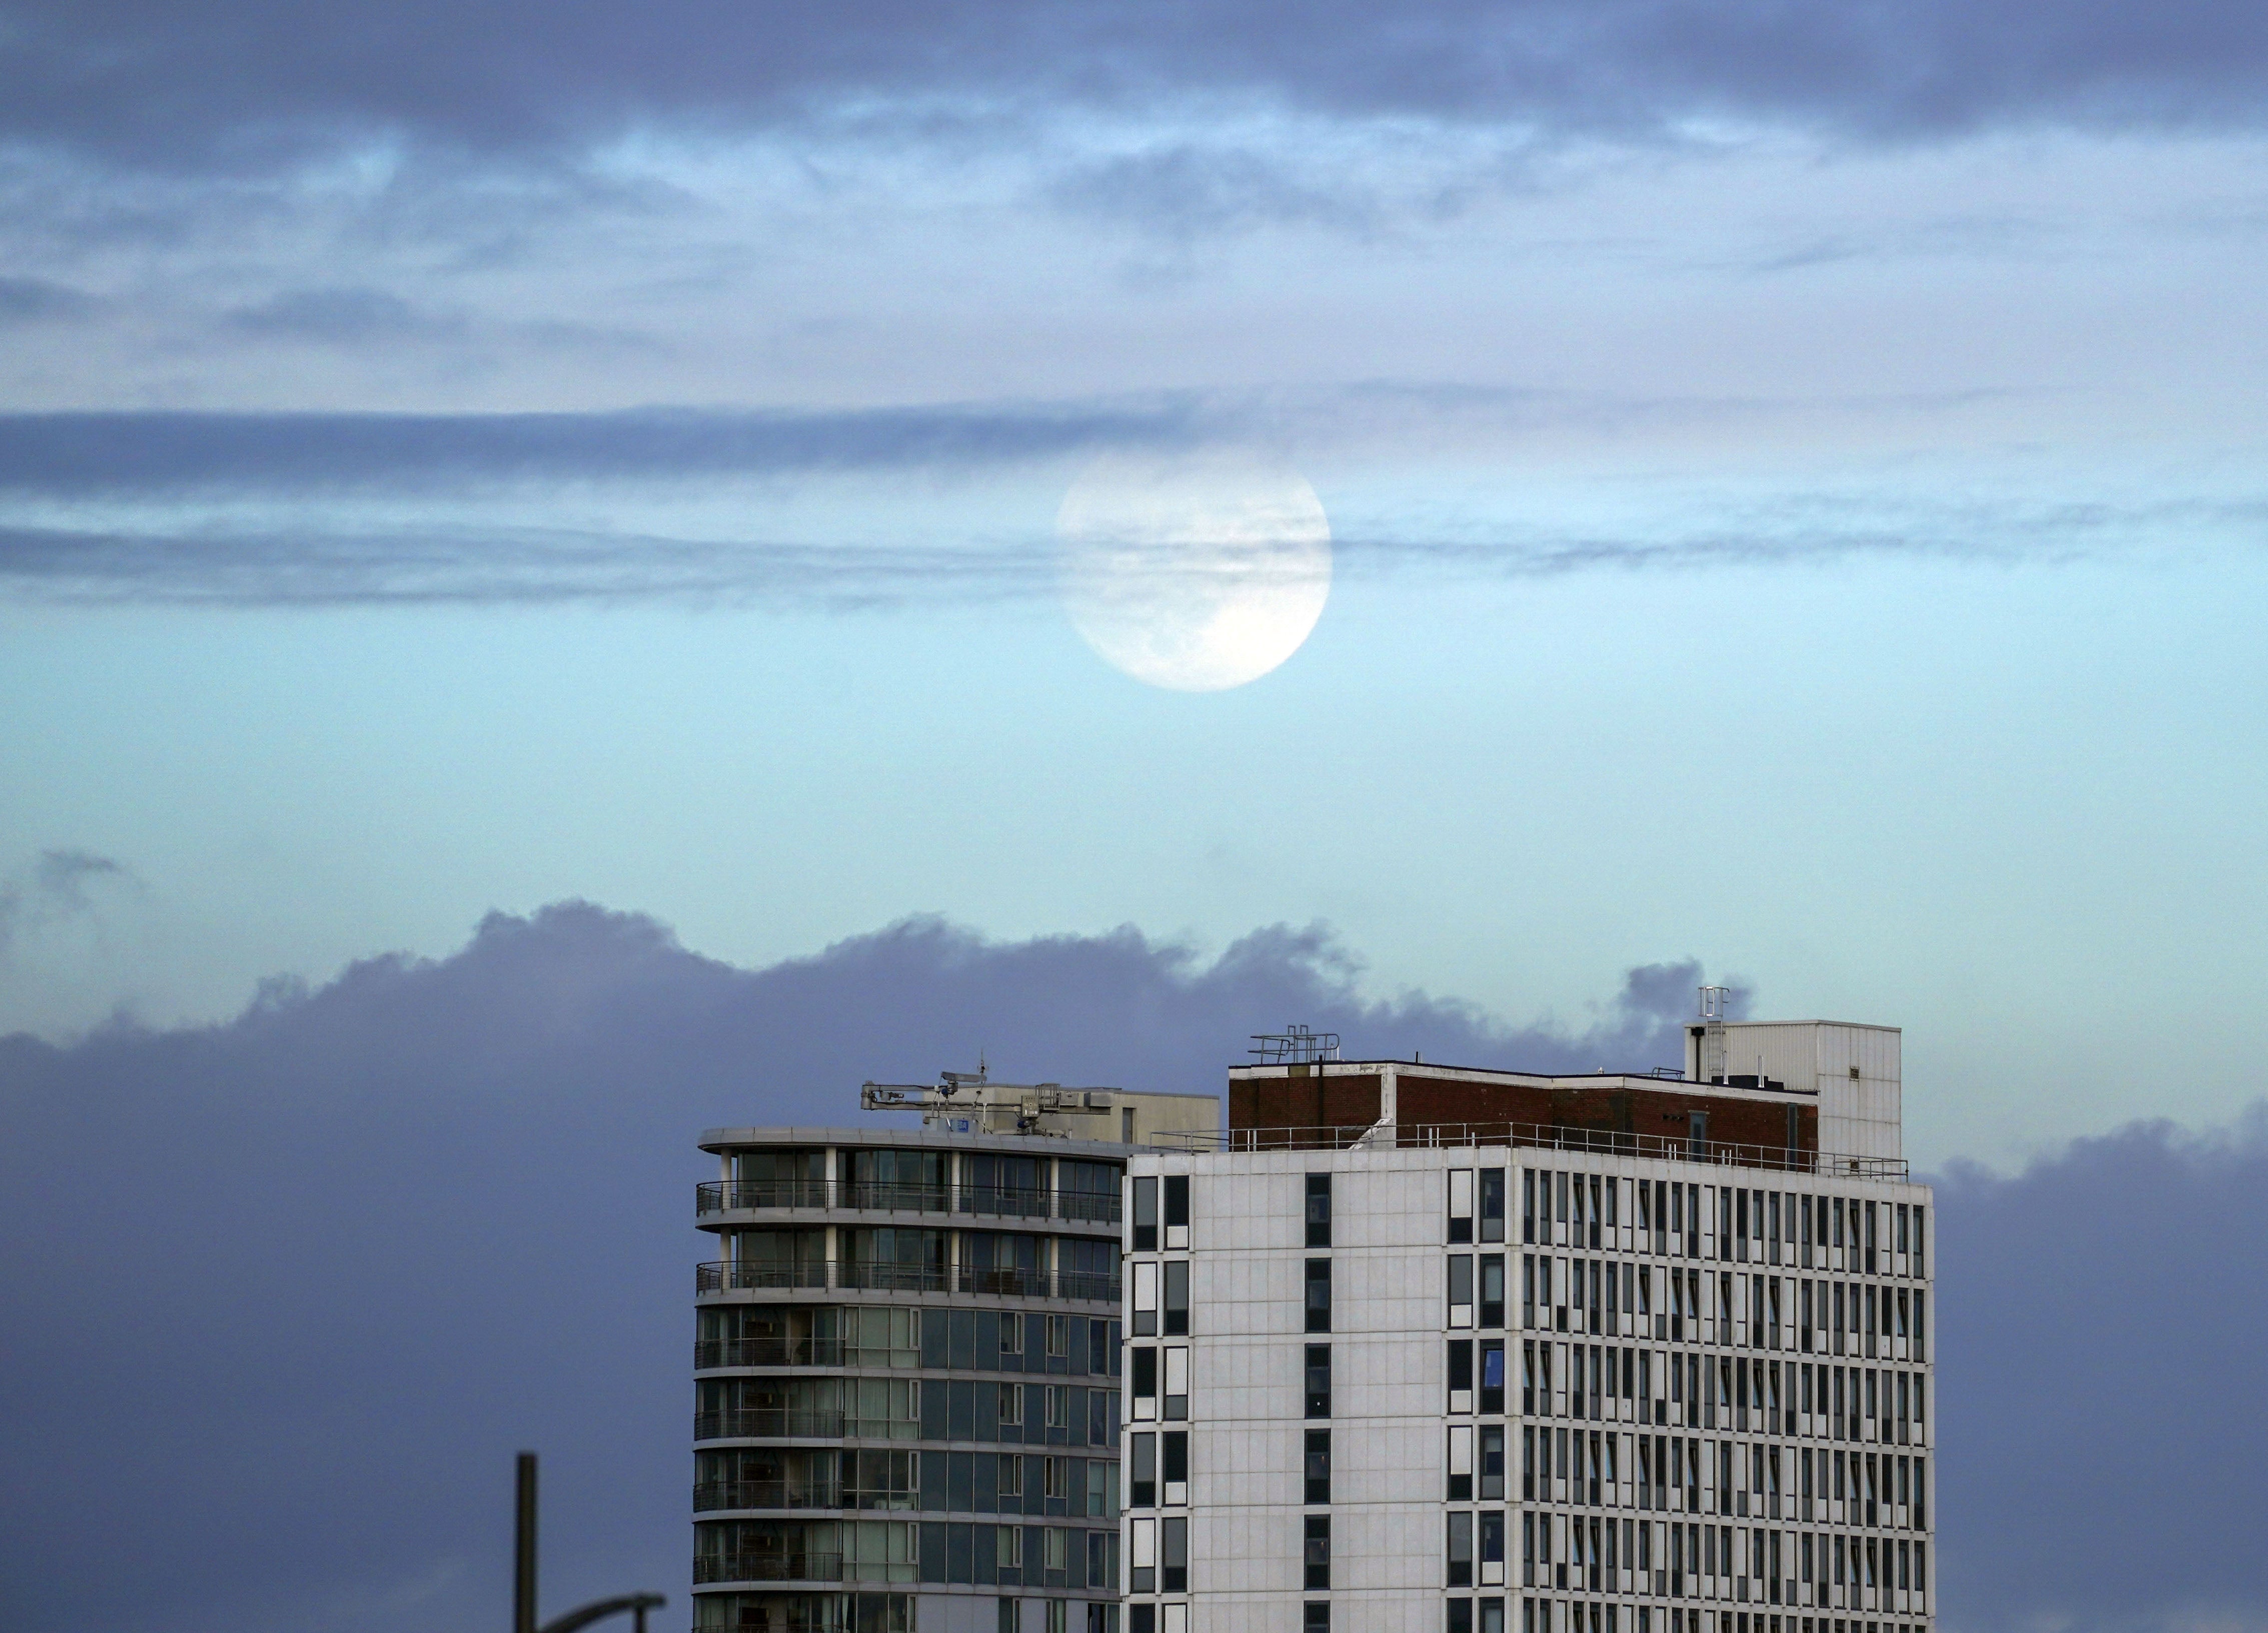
[1118,1018,1932,1633]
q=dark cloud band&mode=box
[6,0,2268,173]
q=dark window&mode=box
[1306,1259,1333,1333]
[1131,1347,1157,1406]
[1479,1425,1505,1500]
[1162,1431,1188,1497]
[1304,1514,1332,1590]
[1129,1433,1156,1507]
[1480,1255,1505,1329]
[1305,1429,1332,1504]
[1480,1341,1505,1415]
[1480,1169,1507,1243]
[1449,1601,1473,1633]
[1305,1345,1332,1418]
[1304,1604,1330,1633]
[1306,1174,1334,1248]
[1448,1339,1472,1408]
[1131,1178,1158,1253]
[1162,1516,1188,1593]
[1448,1510,1473,1586]
[1130,1609,1154,1633]
[1164,1176,1190,1240]
[1163,1260,1190,1337]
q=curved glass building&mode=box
[693,1083,1218,1633]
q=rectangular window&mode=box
[1129,1434,1155,1507]
[1522,1170,1537,1245]
[1481,1511,1505,1586]
[1305,1606,1330,1633]
[1163,1176,1190,1250]
[1449,1510,1475,1586]
[1449,1422,1475,1500]
[1162,1348,1188,1421]
[1481,1254,1506,1329]
[1043,1455,1068,1499]
[1305,1345,1332,1418]
[1450,1254,1476,1328]
[1132,1262,1159,1337]
[1306,1259,1333,1333]
[1306,1428,1332,1504]
[1161,1516,1188,1593]
[1449,1339,1474,1413]
[1480,1424,1506,1500]
[1451,1169,1476,1243]
[1131,1178,1158,1254]
[1480,1340,1506,1415]
[1481,1168,1507,1242]
[1162,1430,1188,1505]
[1305,1514,1332,1590]
[1163,1261,1189,1337]
[1307,1174,1334,1247]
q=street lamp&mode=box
[514,1452,668,1633]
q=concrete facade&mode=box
[1122,1044,1932,1633]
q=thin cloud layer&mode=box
[6,0,2268,172]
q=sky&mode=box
[3,0,2267,1627]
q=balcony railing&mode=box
[696,1409,849,1440]
[697,1180,1121,1224]
[693,1552,845,1585]
[699,1262,1121,1303]
[696,1337,848,1369]
[694,1479,839,1511]
[1159,1121,1909,1179]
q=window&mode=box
[1131,1348,1157,1421]
[1480,1255,1506,1329]
[1164,1176,1190,1250]
[1000,1383,1024,1427]
[1305,1605,1330,1633]
[1450,1506,1478,1584]
[1163,1261,1190,1337]
[1163,1347,1188,1421]
[1480,1511,1505,1586]
[1522,1171,1537,1245]
[1162,1431,1189,1505]
[1306,1258,1333,1332]
[1450,1255,1475,1327]
[1129,1517,1156,1592]
[1448,1339,1473,1412]
[1305,1514,1332,1590]
[1480,1340,1506,1415]
[1480,1168,1507,1242]
[1306,1429,1332,1504]
[1307,1174,1334,1247]
[1001,1454,1026,1498]
[1449,1422,1474,1500]
[1044,1455,1068,1499]
[1129,1434,1155,1507]
[1046,1316,1067,1358]
[1305,1345,1332,1418]
[1000,1599,1020,1633]
[1046,1601,1067,1633]
[1132,1178,1159,1253]
[1162,1516,1189,1592]
[1131,1606,1155,1633]
[1480,1425,1505,1500]
[1451,1601,1474,1633]
[1450,1169,1475,1243]
[1133,1262,1159,1337]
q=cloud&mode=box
[220,285,469,344]
[5,0,2268,178]
[0,403,1210,497]
[0,274,101,323]
[0,846,139,953]
[1,902,2261,1633]
[0,904,1710,1633]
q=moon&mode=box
[1055,450,1332,692]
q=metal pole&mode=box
[515,1452,538,1633]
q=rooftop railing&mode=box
[697,1261,1120,1303]
[696,1180,1121,1224]
[1157,1121,1909,1179]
